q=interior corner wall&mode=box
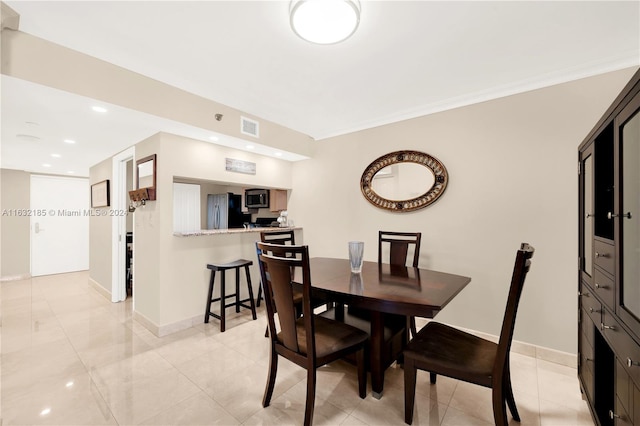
[289,67,638,354]
[88,157,113,293]
[133,132,293,329]
[0,168,31,278]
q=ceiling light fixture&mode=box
[64,139,76,144]
[290,0,360,45]
[91,106,108,113]
[51,153,61,158]
[209,136,219,142]
[246,145,255,150]
[42,163,51,168]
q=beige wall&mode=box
[131,132,293,328]
[88,157,113,293]
[0,169,31,278]
[289,68,637,354]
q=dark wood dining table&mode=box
[306,257,471,398]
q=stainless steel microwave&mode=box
[245,188,270,209]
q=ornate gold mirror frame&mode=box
[360,150,448,212]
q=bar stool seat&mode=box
[204,259,257,332]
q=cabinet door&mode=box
[581,144,595,282]
[270,189,287,212]
[616,92,640,335]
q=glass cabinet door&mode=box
[581,147,594,279]
[620,103,640,319]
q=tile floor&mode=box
[1,271,594,425]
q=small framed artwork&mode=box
[91,180,110,208]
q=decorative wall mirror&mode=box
[136,154,157,201]
[360,150,448,212]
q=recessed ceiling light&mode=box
[67,171,75,174]
[65,381,74,388]
[209,136,219,142]
[51,153,61,158]
[42,163,51,168]
[40,408,51,416]
[91,106,108,113]
[64,139,76,144]
[275,152,283,157]
[246,145,255,150]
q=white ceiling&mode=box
[2,1,639,177]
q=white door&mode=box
[31,175,89,276]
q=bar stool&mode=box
[204,259,257,332]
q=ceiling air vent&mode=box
[240,116,259,138]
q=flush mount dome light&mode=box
[290,0,360,44]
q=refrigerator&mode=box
[207,193,245,229]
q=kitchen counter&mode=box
[174,226,301,237]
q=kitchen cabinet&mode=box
[270,189,287,212]
[579,68,640,426]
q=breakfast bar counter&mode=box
[173,226,301,237]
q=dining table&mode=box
[306,257,472,398]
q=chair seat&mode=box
[277,316,369,363]
[404,321,496,387]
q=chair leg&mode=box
[409,316,417,338]
[492,383,508,426]
[244,265,257,320]
[303,368,317,426]
[235,268,241,313]
[504,366,520,422]
[430,372,437,384]
[204,270,215,323]
[256,283,262,307]
[262,344,278,407]
[220,271,226,332]
[404,357,417,425]
[356,346,367,398]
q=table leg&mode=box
[370,311,384,399]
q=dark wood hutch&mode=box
[579,67,640,426]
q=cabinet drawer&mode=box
[581,290,603,326]
[634,385,640,425]
[594,268,615,311]
[582,311,595,347]
[602,311,640,389]
[616,396,633,426]
[580,333,595,395]
[594,239,615,276]
[580,346,595,405]
[617,360,632,418]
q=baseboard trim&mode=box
[132,311,202,338]
[0,273,31,282]
[88,278,112,301]
[462,328,576,368]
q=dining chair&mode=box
[378,231,422,337]
[256,242,368,426]
[402,243,535,426]
[256,230,296,307]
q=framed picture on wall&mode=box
[91,180,110,208]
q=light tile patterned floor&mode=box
[1,271,594,425]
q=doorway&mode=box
[30,175,89,276]
[111,147,134,302]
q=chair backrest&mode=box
[260,230,295,246]
[378,231,422,267]
[494,243,535,375]
[256,242,315,361]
